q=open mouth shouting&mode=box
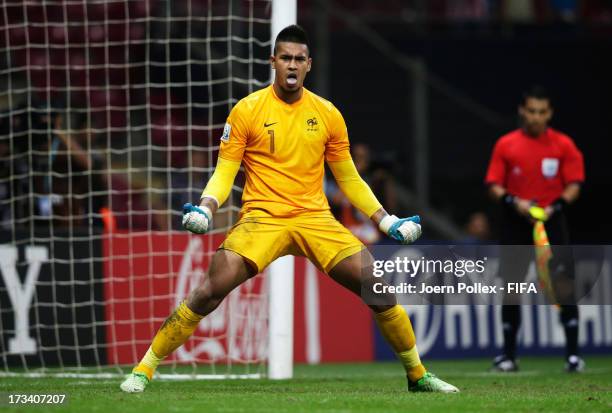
[286,72,298,87]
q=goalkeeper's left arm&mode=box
[327,159,421,244]
[182,157,241,234]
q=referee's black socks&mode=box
[501,305,579,361]
[560,305,579,358]
[502,305,521,360]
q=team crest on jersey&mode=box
[306,117,318,132]
[221,123,231,142]
[541,158,559,178]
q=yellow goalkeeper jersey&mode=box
[219,85,351,216]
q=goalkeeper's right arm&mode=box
[182,157,241,234]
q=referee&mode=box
[485,86,585,372]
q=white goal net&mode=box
[0,0,279,379]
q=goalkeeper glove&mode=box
[379,215,422,244]
[182,203,212,234]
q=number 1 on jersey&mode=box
[267,129,275,153]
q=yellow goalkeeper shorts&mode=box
[220,209,365,273]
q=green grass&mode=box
[1,356,612,412]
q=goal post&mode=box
[266,0,297,381]
[0,0,296,380]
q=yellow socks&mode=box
[135,302,425,382]
[397,347,425,381]
[133,346,162,380]
[374,304,426,382]
[133,301,204,380]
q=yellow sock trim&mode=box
[150,301,204,363]
[176,301,204,324]
[133,346,161,380]
[398,346,426,382]
[375,304,401,321]
[398,346,422,369]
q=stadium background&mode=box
[298,0,612,244]
[1,0,612,373]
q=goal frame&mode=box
[265,0,297,381]
[0,0,296,381]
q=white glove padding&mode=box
[379,214,422,244]
[182,203,212,234]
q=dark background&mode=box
[2,1,610,243]
[300,14,612,243]
[0,230,106,367]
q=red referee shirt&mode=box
[485,128,585,207]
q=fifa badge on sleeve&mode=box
[221,123,231,142]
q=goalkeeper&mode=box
[121,25,458,394]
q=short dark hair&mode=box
[274,24,310,55]
[521,85,552,106]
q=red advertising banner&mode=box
[292,258,373,363]
[103,232,373,366]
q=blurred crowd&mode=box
[329,0,612,24]
[325,143,492,245]
[7,0,604,238]
[0,101,489,241]
[0,0,241,233]
[0,99,225,233]
[430,0,612,24]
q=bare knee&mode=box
[329,249,372,295]
[329,250,397,310]
[186,249,253,316]
[188,280,226,315]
